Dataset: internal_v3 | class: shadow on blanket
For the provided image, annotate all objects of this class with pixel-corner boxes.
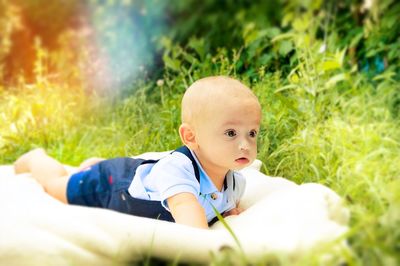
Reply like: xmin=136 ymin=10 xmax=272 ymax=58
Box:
xmin=0 ymin=154 xmax=349 ymax=265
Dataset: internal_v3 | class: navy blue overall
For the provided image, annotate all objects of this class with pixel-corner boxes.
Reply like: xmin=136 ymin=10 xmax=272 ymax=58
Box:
xmin=67 ymin=146 xmax=225 ymax=225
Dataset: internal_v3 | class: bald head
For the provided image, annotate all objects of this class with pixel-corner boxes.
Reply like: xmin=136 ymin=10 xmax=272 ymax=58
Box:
xmin=181 ymin=76 xmax=260 ymax=127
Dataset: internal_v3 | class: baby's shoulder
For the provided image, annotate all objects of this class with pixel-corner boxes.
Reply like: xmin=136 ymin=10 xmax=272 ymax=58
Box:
xmin=145 ymin=151 xmax=200 ymax=193
xmin=151 ymin=151 xmax=195 ymax=175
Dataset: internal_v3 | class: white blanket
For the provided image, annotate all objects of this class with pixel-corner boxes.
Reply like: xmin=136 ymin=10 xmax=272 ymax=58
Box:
xmin=0 ymin=153 xmax=349 ymax=264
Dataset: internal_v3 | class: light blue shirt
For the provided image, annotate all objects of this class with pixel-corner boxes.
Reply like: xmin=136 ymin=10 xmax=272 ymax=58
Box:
xmin=128 ymin=150 xmax=246 ymax=222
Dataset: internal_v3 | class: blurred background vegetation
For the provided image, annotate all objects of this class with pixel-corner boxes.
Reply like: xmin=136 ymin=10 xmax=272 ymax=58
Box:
xmin=0 ymin=0 xmax=399 ymax=265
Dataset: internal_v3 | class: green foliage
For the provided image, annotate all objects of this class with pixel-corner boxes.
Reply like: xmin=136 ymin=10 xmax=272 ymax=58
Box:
xmin=166 ymin=0 xmax=282 ymax=51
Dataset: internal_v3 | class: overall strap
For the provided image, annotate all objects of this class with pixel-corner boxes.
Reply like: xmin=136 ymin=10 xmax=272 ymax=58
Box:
xmin=173 ymin=146 xmax=200 ymax=183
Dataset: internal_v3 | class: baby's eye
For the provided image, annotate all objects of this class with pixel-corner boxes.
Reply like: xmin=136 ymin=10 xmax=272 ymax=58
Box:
xmin=249 ymin=130 xmax=258 ymax=138
xmin=224 ymin=129 xmax=237 ymax=137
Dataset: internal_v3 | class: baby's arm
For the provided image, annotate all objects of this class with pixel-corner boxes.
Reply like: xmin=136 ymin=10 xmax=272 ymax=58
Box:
xmin=167 ymin=193 xmax=208 ymax=229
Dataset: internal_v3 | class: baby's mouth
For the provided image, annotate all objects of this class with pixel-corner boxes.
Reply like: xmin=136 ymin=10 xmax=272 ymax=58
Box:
xmin=235 ymin=157 xmax=249 ymax=164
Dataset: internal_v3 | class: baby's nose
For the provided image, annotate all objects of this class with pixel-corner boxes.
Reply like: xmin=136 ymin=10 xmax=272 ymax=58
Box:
xmin=239 ymin=139 xmax=250 ymax=151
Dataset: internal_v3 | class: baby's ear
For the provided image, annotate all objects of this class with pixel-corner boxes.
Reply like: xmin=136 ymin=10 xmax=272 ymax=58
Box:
xmin=179 ymin=123 xmax=198 ymax=150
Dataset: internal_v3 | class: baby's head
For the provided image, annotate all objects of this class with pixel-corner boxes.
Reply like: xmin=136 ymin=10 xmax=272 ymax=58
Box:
xmin=179 ymin=76 xmax=261 ymax=175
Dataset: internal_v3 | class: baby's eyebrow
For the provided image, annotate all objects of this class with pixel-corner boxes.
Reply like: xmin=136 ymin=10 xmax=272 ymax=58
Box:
xmin=222 ymin=120 xmax=260 ymax=127
xmin=222 ymin=121 xmax=240 ymax=126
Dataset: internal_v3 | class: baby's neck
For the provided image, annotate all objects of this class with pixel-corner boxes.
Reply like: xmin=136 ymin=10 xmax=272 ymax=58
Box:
xmin=206 ymin=168 xmax=228 ymax=192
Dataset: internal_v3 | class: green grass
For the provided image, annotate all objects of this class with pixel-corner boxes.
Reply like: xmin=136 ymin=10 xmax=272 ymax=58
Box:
xmin=254 ymin=73 xmax=400 ymax=265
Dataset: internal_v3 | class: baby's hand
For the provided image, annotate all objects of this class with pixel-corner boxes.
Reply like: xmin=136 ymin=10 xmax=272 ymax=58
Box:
xmin=223 ymin=207 xmax=244 ymax=217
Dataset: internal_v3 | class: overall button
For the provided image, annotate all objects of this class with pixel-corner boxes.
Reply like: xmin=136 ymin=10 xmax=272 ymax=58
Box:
xmin=211 ymin=193 xmax=218 ymax=200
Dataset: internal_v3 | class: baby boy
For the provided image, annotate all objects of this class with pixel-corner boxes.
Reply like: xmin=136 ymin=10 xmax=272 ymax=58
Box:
xmin=14 ymin=76 xmax=262 ymax=229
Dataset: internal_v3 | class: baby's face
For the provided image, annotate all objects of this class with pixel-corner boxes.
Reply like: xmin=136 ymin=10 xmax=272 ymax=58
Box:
xmin=193 ymin=98 xmax=261 ymax=174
